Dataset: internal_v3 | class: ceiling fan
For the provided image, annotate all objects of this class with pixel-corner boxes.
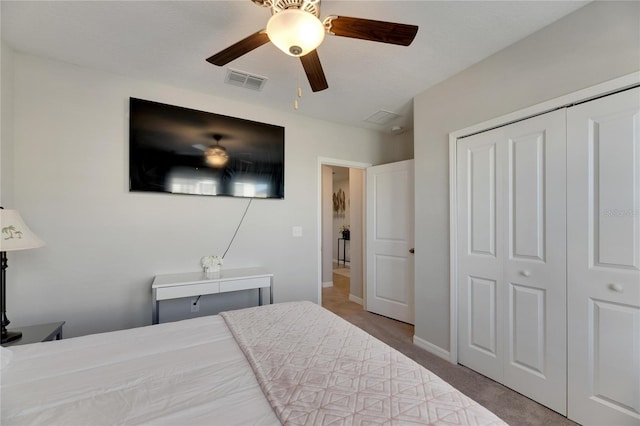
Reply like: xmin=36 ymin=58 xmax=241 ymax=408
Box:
xmin=206 ymin=0 xmax=419 ymax=93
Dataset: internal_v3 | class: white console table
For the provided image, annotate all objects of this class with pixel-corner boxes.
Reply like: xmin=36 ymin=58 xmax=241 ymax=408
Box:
xmin=152 ymin=266 xmax=273 ymax=324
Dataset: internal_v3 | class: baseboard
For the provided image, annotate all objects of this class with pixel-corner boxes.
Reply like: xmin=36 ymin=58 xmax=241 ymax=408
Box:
xmin=322 ymin=281 xmax=333 ymax=288
xmin=348 ymin=294 xmax=363 ymax=305
xmin=413 ymin=335 xmax=452 ymax=362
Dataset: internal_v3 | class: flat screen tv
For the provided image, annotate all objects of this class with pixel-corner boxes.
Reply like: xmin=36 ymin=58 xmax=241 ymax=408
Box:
xmin=129 ymin=98 xmax=285 ymax=199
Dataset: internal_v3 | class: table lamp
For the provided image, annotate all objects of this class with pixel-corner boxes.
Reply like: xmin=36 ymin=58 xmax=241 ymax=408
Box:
xmin=1 ymin=208 xmax=45 ymax=344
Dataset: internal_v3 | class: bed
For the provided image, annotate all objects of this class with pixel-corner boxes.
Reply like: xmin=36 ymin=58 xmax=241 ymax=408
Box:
xmin=1 ymin=301 xmax=507 ymax=425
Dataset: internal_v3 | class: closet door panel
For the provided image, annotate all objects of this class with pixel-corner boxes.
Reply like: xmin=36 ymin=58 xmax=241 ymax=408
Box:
xmin=567 ymin=87 xmax=640 ymax=426
xmin=469 ymin=276 xmax=498 ymax=355
xmin=469 ymin=144 xmax=497 ymax=257
xmin=509 ymin=132 xmax=545 ymax=261
xmin=589 ymin=300 xmax=640 ymax=411
xmin=457 ymin=128 xmax=504 ymax=381
xmin=503 ymin=110 xmax=567 ymax=414
xmin=592 ymin=107 xmax=640 ymax=268
xmin=508 ymin=283 xmax=545 ymax=373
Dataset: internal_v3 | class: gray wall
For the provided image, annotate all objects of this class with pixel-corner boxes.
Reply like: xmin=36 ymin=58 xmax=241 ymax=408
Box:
xmin=1 ymin=41 xmax=15 ymax=207
xmin=3 ymin=51 xmax=403 ymax=338
xmin=413 ymin=1 xmax=640 ymax=352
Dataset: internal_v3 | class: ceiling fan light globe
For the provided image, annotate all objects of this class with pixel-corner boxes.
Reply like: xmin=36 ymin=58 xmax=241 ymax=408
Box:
xmin=266 ymin=9 xmax=325 ymax=57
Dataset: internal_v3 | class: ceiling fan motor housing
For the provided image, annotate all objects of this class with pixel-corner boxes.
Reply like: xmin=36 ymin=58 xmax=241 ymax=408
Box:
xmin=258 ymin=0 xmax=320 ymax=17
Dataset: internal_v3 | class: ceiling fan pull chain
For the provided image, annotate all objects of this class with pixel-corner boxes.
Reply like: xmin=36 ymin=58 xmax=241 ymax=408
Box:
xmin=294 ymin=60 xmax=302 ymax=110
xmin=294 ymin=86 xmax=301 ymax=109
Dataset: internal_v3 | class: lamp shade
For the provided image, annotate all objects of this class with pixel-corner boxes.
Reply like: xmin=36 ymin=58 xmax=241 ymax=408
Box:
xmin=266 ymin=9 xmax=325 ymax=57
xmin=0 ymin=209 xmax=45 ymax=252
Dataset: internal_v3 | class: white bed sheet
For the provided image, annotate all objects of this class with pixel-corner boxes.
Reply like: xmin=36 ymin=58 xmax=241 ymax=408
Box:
xmin=1 ymin=315 xmax=280 ymax=426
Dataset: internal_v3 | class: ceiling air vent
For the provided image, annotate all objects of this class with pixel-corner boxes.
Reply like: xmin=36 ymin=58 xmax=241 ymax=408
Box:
xmin=225 ymin=69 xmax=267 ymax=91
xmin=364 ymin=109 xmax=401 ymax=125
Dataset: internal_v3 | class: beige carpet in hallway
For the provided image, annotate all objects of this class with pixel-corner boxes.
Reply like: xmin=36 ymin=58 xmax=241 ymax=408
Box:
xmin=322 ymin=273 xmax=577 ymax=426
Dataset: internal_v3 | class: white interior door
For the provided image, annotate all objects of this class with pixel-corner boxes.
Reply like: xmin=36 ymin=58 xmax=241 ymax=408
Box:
xmin=567 ymin=87 xmax=640 ymax=426
xmin=457 ymin=109 xmax=567 ymax=414
xmin=366 ymin=160 xmax=414 ymax=324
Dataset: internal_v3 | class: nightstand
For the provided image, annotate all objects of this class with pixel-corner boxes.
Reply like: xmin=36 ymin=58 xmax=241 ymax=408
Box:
xmin=2 ymin=321 xmax=65 ymax=347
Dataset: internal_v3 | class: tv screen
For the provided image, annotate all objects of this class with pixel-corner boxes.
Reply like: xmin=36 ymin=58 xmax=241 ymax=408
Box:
xmin=129 ymin=98 xmax=285 ymax=199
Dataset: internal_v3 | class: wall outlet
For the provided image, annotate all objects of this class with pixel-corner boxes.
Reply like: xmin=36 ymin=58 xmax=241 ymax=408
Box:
xmin=191 ymin=298 xmax=200 ymax=313
xmin=292 ymin=226 xmax=303 ymax=237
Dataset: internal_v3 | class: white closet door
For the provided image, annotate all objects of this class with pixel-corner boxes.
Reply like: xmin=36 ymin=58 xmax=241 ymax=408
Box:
xmin=457 ymin=109 xmax=567 ymax=414
xmin=501 ymin=110 xmax=567 ymax=414
xmin=567 ymin=87 xmax=640 ymax=426
xmin=457 ymin=127 xmax=505 ymax=381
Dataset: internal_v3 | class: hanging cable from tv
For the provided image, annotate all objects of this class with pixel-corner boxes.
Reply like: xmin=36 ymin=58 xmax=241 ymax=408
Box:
xmin=222 ymin=198 xmax=253 ymax=259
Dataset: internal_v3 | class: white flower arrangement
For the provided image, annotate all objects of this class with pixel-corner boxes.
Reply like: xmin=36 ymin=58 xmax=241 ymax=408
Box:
xmin=201 ymin=255 xmax=223 ymax=273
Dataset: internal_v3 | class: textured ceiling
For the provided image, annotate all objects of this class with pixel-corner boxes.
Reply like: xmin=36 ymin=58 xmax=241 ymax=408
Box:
xmin=1 ymin=1 xmax=588 ymax=133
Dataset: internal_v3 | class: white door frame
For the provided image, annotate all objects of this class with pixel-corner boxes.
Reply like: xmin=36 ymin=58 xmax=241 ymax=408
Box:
xmin=447 ymin=72 xmax=640 ymax=364
xmin=317 ymin=157 xmax=372 ymax=305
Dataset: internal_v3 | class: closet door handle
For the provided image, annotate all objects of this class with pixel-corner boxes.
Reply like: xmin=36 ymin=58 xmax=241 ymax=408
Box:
xmin=608 ymin=283 xmax=624 ymax=293
xmin=520 ymin=270 xmax=532 ymax=277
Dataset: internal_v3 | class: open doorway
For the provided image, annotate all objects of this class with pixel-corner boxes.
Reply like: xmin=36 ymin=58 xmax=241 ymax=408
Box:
xmin=326 ymin=166 xmax=352 ymax=307
xmin=317 ymin=157 xmax=370 ymax=311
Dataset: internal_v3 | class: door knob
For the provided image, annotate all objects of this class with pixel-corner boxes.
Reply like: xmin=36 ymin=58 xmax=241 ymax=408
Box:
xmin=520 ymin=270 xmax=531 ymax=277
xmin=409 ymin=248 xmax=415 ymax=254
xmin=607 ymin=283 xmax=624 ymax=293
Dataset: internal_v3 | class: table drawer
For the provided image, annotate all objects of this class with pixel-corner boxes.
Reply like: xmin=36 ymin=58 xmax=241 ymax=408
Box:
xmin=219 ymin=276 xmax=270 ymax=293
xmin=156 ymin=282 xmax=220 ymax=300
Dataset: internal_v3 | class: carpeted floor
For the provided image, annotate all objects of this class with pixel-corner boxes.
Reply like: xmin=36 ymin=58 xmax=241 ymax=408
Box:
xmin=322 ymin=273 xmax=578 ymax=426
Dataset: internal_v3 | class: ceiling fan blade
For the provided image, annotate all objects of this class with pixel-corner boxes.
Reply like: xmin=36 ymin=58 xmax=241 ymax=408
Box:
xmin=327 ymin=16 xmax=418 ymax=46
xmin=300 ymin=50 xmax=328 ymax=92
xmin=206 ymin=31 xmax=270 ymax=66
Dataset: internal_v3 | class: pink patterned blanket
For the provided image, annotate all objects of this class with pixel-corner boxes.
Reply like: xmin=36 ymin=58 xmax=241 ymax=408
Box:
xmin=221 ymin=301 xmax=508 ymax=426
